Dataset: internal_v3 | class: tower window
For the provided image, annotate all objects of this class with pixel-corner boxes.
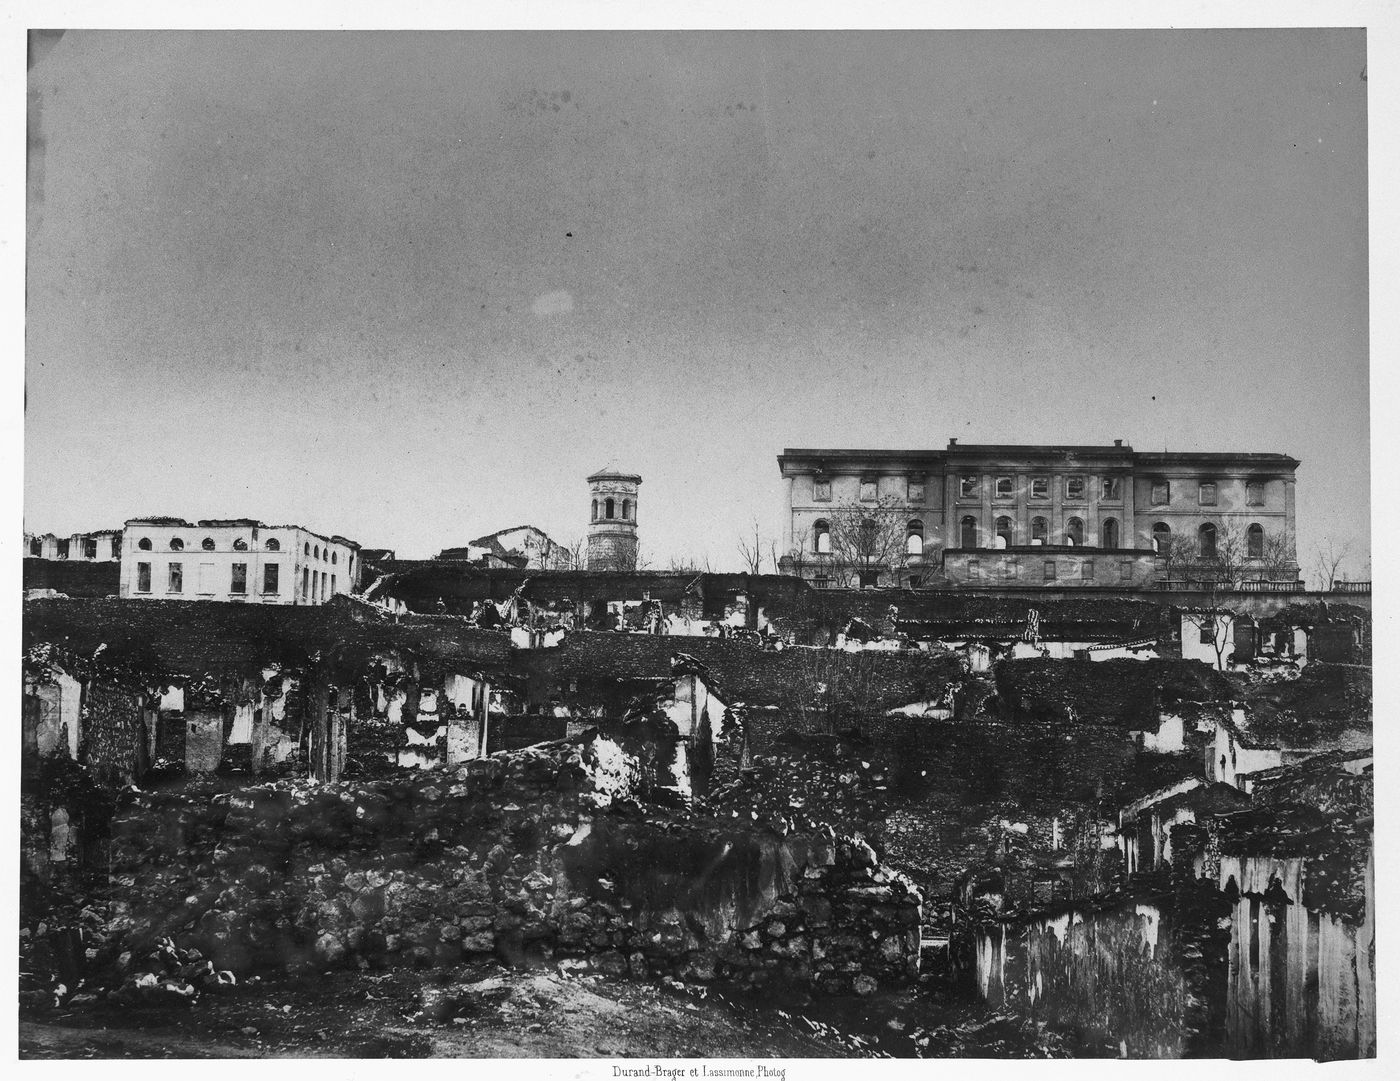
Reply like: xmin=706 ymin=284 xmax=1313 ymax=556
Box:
xmin=622 ymin=499 xmax=631 ymax=520
xmin=591 ymin=499 xmax=598 ymax=521
xmin=605 ymin=497 xmax=615 ymax=519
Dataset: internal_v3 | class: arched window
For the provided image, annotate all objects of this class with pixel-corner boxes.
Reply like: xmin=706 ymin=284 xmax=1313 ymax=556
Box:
xmin=1102 ymin=518 xmax=1120 ymax=549
xmin=906 ymin=519 xmax=925 ymax=557
xmin=138 ymin=537 xmax=152 ymax=551
xmin=813 ymin=519 xmax=831 ymax=555
xmin=266 ymin=538 xmax=280 ymax=552
xmin=1199 ymin=522 xmax=1218 ymax=561
xmin=313 ymin=545 xmax=320 ymax=559
xmin=28 ymin=538 xmax=40 ymax=556
xmin=622 ymin=499 xmax=631 ymax=521
xmin=233 ymin=538 xmax=247 ymax=552
xmin=961 ymin=515 xmax=978 ymax=549
xmin=169 ymin=537 xmax=185 ymax=552
xmin=1247 ymin=523 xmax=1264 ymax=558
xmin=602 ymin=498 xmax=613 ymax=519
xmin=591 ymin=499 xmax=598 ymax=521
xmin=202 ymin=537 xmax=216 ymax=551
xmin=304 ymin=542 xmax=310 ymax=556
xmin=995 ymin=516 xmax=1013 ymax=549
xmin=1066 ymin=518 xmax=1084 ymax=546
xmin=1152 ymin=522 xmax=1171 ymax=554
xmin=1030 ymin=517 xmax=1048 ymax=545
xmin=331 ymin=552 xmax=337 ymax=564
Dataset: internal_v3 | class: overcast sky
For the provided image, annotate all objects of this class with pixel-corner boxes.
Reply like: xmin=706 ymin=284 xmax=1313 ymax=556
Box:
xmin=25 ymin=29 xmax=1369 ymax=574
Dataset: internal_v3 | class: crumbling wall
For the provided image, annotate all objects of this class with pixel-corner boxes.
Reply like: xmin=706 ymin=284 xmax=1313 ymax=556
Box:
xmin=104 ymin=736 xmax=921 ymax=998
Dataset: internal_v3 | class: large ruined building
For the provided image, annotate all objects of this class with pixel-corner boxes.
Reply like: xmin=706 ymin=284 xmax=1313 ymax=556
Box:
xmin=778 ymin=441 xmax=1301 ymax=589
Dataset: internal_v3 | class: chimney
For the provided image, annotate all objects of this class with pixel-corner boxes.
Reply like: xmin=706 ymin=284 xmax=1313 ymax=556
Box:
xmin=1114 ymin=439 xmax=1123 ymax=447
xmin=949 ymin=438 xmax=958 ymax=446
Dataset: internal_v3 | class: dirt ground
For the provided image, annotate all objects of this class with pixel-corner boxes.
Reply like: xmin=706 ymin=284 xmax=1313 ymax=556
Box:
xmin=18 ymin=962 xmax=868 ymax=1060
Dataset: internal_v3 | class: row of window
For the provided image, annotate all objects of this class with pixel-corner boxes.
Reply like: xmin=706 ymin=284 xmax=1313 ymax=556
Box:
xmin=28 ymin=537 xmax=123 ymax=559
xmin=133 ymin=536 xmax=350 ymax=569
xmin=1153 ymin=521 xmax=1268 ymax=560
xmin=134 ymin=561 xmax=339 ymax=600
xmin=591 ymin=498 xmax=635 ymax=523
xmin=810 ymin=476 xmax=1268 ymax=507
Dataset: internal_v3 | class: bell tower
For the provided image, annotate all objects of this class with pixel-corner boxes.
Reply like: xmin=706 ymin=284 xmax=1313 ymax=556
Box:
xmin=586 ymin=468 xmax=641 ymax=571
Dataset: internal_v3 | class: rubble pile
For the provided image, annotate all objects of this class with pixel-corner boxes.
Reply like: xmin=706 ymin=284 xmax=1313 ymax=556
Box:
xmin=100 ymin=734 xmax=921 ymax=998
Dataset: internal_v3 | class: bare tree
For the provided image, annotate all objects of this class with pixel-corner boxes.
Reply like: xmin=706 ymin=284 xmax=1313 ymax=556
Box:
xmin=546 ymin=535 xmax=585 ymax=571
xmin=736 ymin=518 xmax=766 ymax=575
xmin=1310 ymin=537 xmax=1353 ymax=591
xmin=667 ymin=553 xmax=713 ymax=573
xmin=1258 ymin=528 xmax=1297 ymax=582
xmin=828 ymin=497 xmax=912 ymax=587
xmin=1180 ymin=606 xmax=1236 ymax=670
xmin=779 ymin=525 xmax=811 ymax=579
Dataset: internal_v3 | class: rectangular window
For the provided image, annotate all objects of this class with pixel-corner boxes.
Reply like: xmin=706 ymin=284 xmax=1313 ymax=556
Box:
xmin=959 ymin=476 xmax=979 ymax=499
xmin=1030 ymin=476 xmax=1049 ymax=500
xmin=859 ymin=479 xmax=878 ymax=502
xmin=1246 ymin=480 xmax=1265 ymax=506
xmin=231 ymin=563 xmax=247 ymax=594
xmin=1198 ymin=482 xmax=1217 ymax=506
xmin=331 ymin=574 xmax=337 ymax=595
xmin=111 ymin=536 xmax=122 ymax=559
xmin=1065 ymin=476 xmax=1085 ymax=500
xmin=56 ymin=539 xmax=70 ymax=559
xmin=263 ymin=563 xmax=280 ymax=594
xmin=168 ymin=562 xmax=183 ymax=594
xmin=1200 ymin=617 xmax=1215 ymax=645
xmin=907 ymin=481 xmax=925 ymax=503
xmin=302 ymin=567 xmax=310 ymax=601
xmin=813 ymin=477 xmax=831 ymax=502
xmin=1151 ymin=480 xmax=1170 ymax=505
xmin=136 ymin=562 xmax=151 ymax=593
xmin=1120 ymin=561 xmax=1133 ymax=582
xmin=1101 ymin=477 xmax=1122 ymax=500
xmin=1082 ymin=560 xmax=1095 ymax=580
xmin=994 ymin=476 xmax=1013 ymax=499
xmin=1043 ymin=560 xmax=1057 ymax=581
xmin=83 ymin=538 xmax=98 ymax=559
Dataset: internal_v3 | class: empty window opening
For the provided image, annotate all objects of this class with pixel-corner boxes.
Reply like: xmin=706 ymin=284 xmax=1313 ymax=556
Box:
xmin=1102 ymin=476 xmax=1122 ymax=500
xmin=231 ymin=563 xmax=248 ymax=594
xmin=995 ymin=476 xmax=1013 ymax=499
xmin=56 ymin=539 xmax=70 ymax=559
xmin=266 ymin=538 xmax=280 ymax=552
xmin=813 ymin=520 xmax=831 ymax=554
xmin=263 ymin=563 xmax=280 ymax=594
xmin=1199 ymin=523 xmax=1218 ymax=560
xmin=202 ymin=537 xmax=216 ymax=551
xmin=605 ymin=498 xmax=615 ymax=519
xmin=1152 ymin=522 xmax=1171 ymax=554
xmin=1102 ymin=518 xmax=1120 ymax=549
xmin=169 ymin=537 xmax=184 ymax=552
xmin=29 ymin=538 xmax=41 ymax=556
xmin=331 ymin=552 xmax=337 ymax=564
xmin=111 ymin=537 xmax=121 ymax=558
xmin=995 ymin=516 xmax=1013 ymax=549
xmin=1065 ymin=517 xmax=1085 ymax=546
xmin=1065 ymin=476 xmax=1085 ymax=500
xmin=302 ymin=567 xmax=309 ymax=600
xmin=137 ymin=562 xmax=152 ymax=592
xmin=906 ymin=519 xmax=925 ymax=557
xmin=313 ymin=545 xmax=320 ymax=559
xmin=1200 ymin=616 xmax=1216 ymax=644
xmin=168 ymin=563 xmax=183 ymax=593
xmin=622 ymin=499 xmax=631 ymax=520
xmin=1247 ymin=523 xmax=1264 ymax=559
xmin=959 ymin=476 xmax=978 ymax=499
xmin=82 ymin=538 xmax=97 ymax=558
xmin=1031 ymin=516 xmax=1048 ymax=546
xmin=138 ymin=537 xmax=153 ymax=551
xmin=1030 ymin=476 xmax=1049 ymax=500
xmin=591 ymin=499 xmax=598 ymax=521
xmin=960 ymin=515 xmax=978 ymax=549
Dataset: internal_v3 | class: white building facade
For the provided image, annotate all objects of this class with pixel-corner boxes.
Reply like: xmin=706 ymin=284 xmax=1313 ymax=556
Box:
xmin=119 ymin=517 xmax=360 ymax=605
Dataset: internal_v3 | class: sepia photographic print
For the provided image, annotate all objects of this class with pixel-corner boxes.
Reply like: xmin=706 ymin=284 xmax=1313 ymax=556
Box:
xmin=16 ymin=7 xmax=1385 ymax=1066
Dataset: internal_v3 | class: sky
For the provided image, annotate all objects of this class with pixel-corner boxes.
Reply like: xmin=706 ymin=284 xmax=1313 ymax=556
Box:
xmin=24 ymin=28 xmax=1370 ymax=576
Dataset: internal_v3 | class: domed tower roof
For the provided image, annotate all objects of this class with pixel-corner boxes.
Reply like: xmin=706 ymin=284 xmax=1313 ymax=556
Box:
xmin=587 ymin=464 xmax=643 ymax=484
